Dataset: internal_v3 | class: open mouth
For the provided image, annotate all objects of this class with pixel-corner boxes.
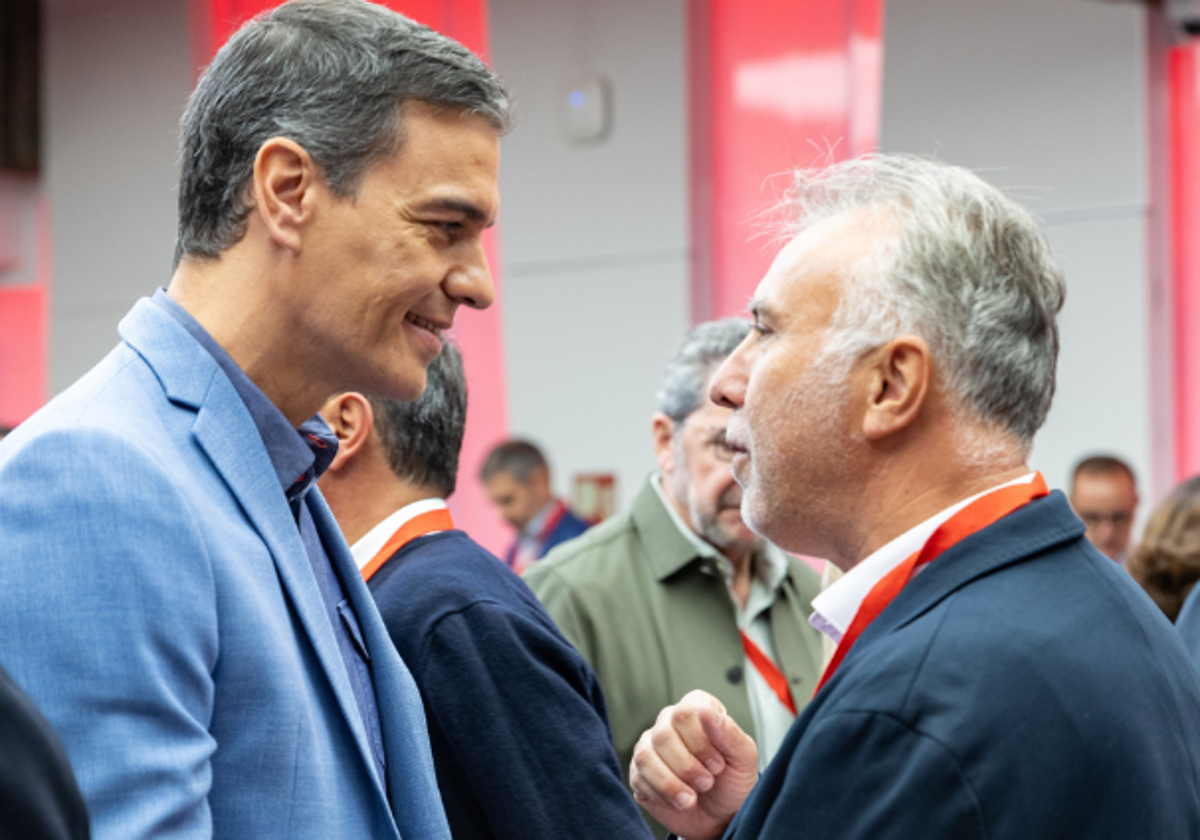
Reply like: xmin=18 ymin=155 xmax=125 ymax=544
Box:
xmin=405 ymin=312 xmax=446 ymax=335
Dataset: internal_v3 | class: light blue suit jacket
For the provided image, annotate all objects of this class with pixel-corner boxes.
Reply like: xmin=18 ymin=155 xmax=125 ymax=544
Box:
xmin=0 ymin=299 xmax=451 ymax=839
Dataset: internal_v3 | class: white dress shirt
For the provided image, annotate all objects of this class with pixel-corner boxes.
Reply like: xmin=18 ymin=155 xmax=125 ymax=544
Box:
xmin=350 ymin=497 xmax=449 ymax=572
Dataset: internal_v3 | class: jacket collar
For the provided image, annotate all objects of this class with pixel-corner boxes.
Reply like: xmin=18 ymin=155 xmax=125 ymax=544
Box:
xmin=856 ymin=490 xmax=1086 ymax=649
xmin=631 ymin=477 xmax=712 ymax=581
xmin=118 ymin=299 xmax=394 ymax=810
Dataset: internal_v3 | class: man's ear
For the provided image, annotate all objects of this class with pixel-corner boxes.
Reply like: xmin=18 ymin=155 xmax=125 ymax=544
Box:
xmin=651 ymin=413 xmax=678 ymax=475
xmin=861 ymin=335 xmax=931 ymax=441
xmin=252 ymin=137 xmax=318 ymax=254
xmin=319 ymin=393 xmax=375 ymax=473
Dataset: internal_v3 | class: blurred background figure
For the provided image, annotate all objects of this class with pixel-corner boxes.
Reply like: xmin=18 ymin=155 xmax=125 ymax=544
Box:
xmin=1127 ymin=476 xmax=1200 ymax=621
xmin=0 ymin=427 xmax=10 ymax=442
xmin=318 ymin=344 xmax=650 ymax=840
xmin=525 ymin=318 xmax=823 ymax=839
xmin=1070 ymin=455 xmax=1139 ymax=563
xmin=481 ymin=440 xmax=589 ymax=574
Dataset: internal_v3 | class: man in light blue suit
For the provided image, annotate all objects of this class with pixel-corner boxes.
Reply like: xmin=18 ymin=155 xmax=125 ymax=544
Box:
xmin=0 ymin=2 xmax=508 ymax=837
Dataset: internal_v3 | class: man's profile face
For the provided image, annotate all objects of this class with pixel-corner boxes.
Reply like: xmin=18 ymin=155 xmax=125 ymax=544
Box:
xmin=666 ymin=396 xmax=761 ymax=555
xmin=484 ymin=470 xmax=549 ymax=532
xmin=1071 ymin=470 xmax=1138 ymax=561
xmin=712 ymin=212 xmax=877 ymax=557
xmin=291 ymin=102 xmax=501 ymax=402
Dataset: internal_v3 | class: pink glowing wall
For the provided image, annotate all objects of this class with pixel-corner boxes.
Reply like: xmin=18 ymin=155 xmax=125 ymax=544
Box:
xmin=689 ymin=0 xmax=885 ymax=322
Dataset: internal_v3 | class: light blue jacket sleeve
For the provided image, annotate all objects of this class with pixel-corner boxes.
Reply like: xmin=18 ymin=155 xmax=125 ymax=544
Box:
xmin=0 ymin=426 xmax=219 ymax=839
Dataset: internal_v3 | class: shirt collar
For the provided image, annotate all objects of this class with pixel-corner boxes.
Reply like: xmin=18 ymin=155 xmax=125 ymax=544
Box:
xmin=151 ymin=288 xmax=337 ymax=502
xmin=520 ymin=498 xmax=562 ymax=541
xmin=650 ymin=472 xmax=790 ymax=617
xmin=809 ymin=472 xmax=1038 ymax=642
xmin=350 ymin=498 xmax=449 ymax=571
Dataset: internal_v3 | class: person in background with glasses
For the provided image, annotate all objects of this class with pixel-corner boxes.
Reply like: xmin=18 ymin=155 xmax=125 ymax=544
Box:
xmin=1070 ymin=454 xmax=1139 ymax=563
xmin=524 ymin=318 xmax=824 ymax=839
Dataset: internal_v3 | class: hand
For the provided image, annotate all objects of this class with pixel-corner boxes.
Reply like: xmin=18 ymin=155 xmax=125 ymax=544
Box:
xmin=629 ymin=690 xmax=759 ymax=840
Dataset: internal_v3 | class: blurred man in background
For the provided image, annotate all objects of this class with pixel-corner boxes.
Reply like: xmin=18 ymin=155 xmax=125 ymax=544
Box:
xmin=1070 ymin=455 xmax=1139 ymax=563
xmin=525 ymin=318 xmax=823 ymax=839
xmin=481 ymin=440 xmax=590 ymax=573
xmin=318 ymin=344 xmax=650 ymax=840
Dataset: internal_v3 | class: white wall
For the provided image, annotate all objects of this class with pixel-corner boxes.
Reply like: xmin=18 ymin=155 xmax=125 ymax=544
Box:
xmin=490 ymin=0 xmax=689 ymax=510
xmin=44 ymin=0 xmax=192 ymax=394
xmin=880 ymin=0 xmax=1157 ymax=504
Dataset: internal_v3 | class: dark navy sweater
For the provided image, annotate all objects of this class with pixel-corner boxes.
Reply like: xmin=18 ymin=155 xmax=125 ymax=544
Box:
xmin=368 ymin=529 xmax=652 ymax=840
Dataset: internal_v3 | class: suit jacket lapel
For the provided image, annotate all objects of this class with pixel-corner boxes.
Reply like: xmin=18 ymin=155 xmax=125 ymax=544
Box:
xmin=307 ymin=493 xmax=450 ymax=838
xmin=119 ymin=300 xmax=386 ymax=806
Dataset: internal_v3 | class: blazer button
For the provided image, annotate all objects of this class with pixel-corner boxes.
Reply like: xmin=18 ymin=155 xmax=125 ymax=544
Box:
xmin=726 ymin=665 xmax=744 ymax=685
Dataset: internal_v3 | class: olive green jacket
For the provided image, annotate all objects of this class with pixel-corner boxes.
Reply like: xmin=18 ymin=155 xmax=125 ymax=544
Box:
xmin=525 ymin=478 xmax=823 ymax=836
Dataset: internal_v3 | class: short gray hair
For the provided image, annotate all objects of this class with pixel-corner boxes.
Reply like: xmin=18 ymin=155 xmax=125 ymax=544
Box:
xmin=778 ymin=154 xmax=1065 ymax=450
xmin=657 ymin=318 xmax=752 ymax=423
xmin=369 ymin=341 xmax=466 ymax=498
xmin=176 ymin=0 xmax=511 ymax=263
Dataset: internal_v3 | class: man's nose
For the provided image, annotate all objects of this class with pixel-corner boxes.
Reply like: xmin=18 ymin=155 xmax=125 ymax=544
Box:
xmin=710 ymin=348 xmax=748 ymax=409
xmin=448 ymin=241 xmax=496 ymax=311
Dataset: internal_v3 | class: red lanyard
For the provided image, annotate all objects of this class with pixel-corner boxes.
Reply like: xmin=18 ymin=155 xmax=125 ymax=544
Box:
xmin=740 ymin=630 xmax=797 ymax=715
xmin=511 ymin=501 xmax=568 ymax=575
xmin=360 ymin=508 xmax=455 ymax=583
xmin=534 ymin=500 xmax=568 ymax=547
xmin=815 ymin=474 xmax=1049 ymax=695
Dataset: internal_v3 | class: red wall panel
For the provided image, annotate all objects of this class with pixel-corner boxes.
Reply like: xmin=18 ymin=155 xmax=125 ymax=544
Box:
xmin=690 ymin=0 xmax=885 ymax=321
xmin=1170 ymin=42 xmax=1200 ymax=481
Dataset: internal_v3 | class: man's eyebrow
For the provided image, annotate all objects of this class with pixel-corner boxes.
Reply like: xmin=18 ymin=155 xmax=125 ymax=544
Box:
xmin=748 ymin=298 xmax=776 ymax=321
xmin=412 ymin=197 xmax=495 ymax=227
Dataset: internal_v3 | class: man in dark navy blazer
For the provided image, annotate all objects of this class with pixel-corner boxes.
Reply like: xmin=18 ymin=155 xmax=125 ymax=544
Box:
xmin=628 ymin=155 xmax=1200 ymax=839
xmin=480 ymin=440 xmax=591 ymax=573
xmin=318 ymin=344 xmax=650 ymax=840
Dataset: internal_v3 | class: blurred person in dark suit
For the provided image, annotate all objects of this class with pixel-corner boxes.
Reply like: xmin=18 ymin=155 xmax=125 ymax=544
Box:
xmin=481 ymin=440 xmax=589 ymax=573
xmin=318 ymin=343 xmax=651 ymax=840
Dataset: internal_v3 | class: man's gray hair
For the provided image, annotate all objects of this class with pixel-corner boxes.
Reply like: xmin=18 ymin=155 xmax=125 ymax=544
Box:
xmin=369 ymin=341 xmax=467 ymax=498
xmin=778 ymin=154 xmax=1066 ymax=451
xmin=176 ymin=0 xmax=511 ymax=263
xmin=657 ymin=318 xmax=752 ymax=423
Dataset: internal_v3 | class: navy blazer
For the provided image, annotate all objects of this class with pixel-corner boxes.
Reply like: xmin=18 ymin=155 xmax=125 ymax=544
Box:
xmin=725 ymin=492 xmax=1200 ymax=839
xmin=369 ymin=529 xmax=651 ymax=839
xmin=0 ymin=300 xmax=449 ymax=839
xmin=541 ymin=509 xmax=590 ymax=557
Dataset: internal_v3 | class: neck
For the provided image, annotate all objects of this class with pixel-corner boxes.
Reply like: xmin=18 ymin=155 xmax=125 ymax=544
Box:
xmin=323 ymin=465 xmax=443 ymax=547
xmin=837 ymin=460 xmax=1030 ymax=571
xmin=722 ymin=545 xmax=755 ymax=610
xmin=168 ymin=255 xmax=328 ymax=428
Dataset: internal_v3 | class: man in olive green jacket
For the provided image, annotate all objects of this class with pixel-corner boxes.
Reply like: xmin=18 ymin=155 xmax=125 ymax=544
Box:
xmin=525 ymin=319 xmax=823 ymax=838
